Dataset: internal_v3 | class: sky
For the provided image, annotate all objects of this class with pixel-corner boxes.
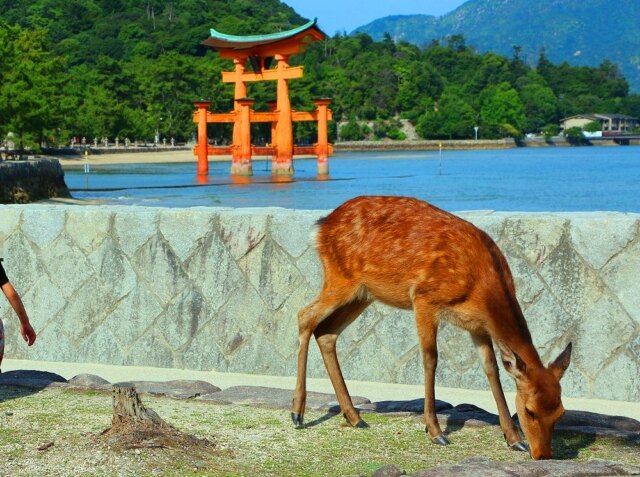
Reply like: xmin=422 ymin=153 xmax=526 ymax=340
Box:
xmin=283 ymin=0 xmax=468 ymax=36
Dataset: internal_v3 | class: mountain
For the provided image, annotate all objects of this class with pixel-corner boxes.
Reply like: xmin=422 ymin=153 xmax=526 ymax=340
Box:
xmin=353 ymin=0 xmax=640 ymax=92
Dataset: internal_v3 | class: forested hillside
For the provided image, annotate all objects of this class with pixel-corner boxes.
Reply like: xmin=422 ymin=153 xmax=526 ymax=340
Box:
xmin=354 ymin=0 xmax=640 ymax=92
xmin=1 ymin=0 xmax=639 ymax=148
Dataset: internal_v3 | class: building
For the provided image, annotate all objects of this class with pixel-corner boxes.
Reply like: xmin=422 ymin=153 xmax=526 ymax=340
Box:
xmin=560 ymin=114 xmax=639 ymax=135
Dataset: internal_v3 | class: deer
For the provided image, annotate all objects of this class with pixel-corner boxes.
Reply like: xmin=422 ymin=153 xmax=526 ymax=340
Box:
xmin=291 ymin=196 xmax=572 ymax=460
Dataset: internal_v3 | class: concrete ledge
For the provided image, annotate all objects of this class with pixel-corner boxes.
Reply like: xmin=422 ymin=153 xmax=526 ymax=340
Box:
xmin=1 ymin=205 xmax=639 ymax=402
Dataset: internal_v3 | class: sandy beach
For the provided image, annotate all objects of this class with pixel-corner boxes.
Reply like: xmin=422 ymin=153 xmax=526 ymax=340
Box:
xmin=55 ymin=148 xmax=229 ymax=167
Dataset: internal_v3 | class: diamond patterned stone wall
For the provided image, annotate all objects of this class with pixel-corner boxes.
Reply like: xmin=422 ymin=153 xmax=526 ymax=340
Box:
xmin=0 ymin=205 xmax=638 ymax=402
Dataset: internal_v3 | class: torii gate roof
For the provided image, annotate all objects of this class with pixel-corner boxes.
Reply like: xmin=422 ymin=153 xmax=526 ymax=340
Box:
xmin=202 ymin=18 xmax=325 ymax=58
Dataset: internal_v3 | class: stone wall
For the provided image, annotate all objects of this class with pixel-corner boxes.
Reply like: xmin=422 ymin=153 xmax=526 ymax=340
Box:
xmin=0 ymin=205 xmax=638 ymax=402
xmin=0 ymin=160 xmax=70 ymax=203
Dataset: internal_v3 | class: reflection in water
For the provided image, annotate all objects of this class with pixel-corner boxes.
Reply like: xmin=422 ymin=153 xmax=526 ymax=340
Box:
xmin=230 ymin=175 xmax=254 ymax=185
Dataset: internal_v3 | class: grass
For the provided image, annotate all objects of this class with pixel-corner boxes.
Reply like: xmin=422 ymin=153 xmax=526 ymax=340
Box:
xmin=0 ymin=386 xmax=638 ymax=477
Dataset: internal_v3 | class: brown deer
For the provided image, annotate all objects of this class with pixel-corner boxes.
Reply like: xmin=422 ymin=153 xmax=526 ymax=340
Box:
xmin=292 ymin=196 xmax=572 ymax=460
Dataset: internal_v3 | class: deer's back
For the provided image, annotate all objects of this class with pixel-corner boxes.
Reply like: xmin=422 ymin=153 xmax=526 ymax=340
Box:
xmin=316 ymin=196 xmax=516 ymax=317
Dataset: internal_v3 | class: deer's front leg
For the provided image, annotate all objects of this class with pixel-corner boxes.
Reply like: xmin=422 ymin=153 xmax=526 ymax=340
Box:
xmin=414 ymin=299 xmax=449 ymax=445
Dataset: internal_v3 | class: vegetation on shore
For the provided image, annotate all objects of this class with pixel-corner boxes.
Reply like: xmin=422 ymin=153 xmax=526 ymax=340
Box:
xmin=1 ymin=0 xmax=639 ymax=150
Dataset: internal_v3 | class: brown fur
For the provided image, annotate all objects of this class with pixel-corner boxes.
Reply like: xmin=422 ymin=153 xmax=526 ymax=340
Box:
xmin=292 ymin=196 xmax=571 ymax=459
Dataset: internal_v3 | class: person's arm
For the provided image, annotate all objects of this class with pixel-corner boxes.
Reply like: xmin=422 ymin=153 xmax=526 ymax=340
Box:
xmin=1 ymin=281 xmax=36 ymax=346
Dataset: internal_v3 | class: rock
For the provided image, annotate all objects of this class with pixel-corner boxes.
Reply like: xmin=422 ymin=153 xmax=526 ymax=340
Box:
xmin=410 ymin=403 xmax=500 ymax=429
xmin=199 ymin=385 xmax=370 ymax=411
xmin=358 ymin=398 xmax=452 ymax=415
xmin=0 ymin=370 xmax=67 ymax=389
xmin=67 ymin=373 xmax=111 ymax=390
xmin=409 ymin=458 xmax=640 ymax=476
xmin=558 ymin=410 xmax=640 ymax=433
xmin=371 ymin=464 xmax=406 ymax=477
xmin=113 ymin=380 xmax=221 ymax=399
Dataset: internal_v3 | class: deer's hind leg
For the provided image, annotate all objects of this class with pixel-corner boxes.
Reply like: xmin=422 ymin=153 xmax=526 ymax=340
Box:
xmin=292 ymin=282 xmax=363 ymax=427
xmin=413 ymin=297 xmax=449 ymax=445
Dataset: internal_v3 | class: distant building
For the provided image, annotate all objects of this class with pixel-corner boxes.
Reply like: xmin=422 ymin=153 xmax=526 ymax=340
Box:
xmin=560 ymin=114 xmax=639 ymax=135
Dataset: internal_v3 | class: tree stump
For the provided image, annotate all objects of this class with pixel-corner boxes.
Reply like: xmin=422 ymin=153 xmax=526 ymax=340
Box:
xmin=111 ymin=386 xmax=167 ymax=428
xmin=101 ymin=385 xmax=214 ymax=452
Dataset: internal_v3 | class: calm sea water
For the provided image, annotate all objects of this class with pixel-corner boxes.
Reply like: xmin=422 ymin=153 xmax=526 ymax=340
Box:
xmin=64 ymin=146 xmax=640 ymax=212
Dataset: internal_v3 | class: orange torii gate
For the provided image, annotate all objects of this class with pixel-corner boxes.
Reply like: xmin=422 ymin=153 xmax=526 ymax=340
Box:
xmin=194 ymin=19 xmax=333 ymax=176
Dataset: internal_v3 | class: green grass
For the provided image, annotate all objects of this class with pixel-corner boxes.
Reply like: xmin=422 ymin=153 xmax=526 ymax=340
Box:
xmin=0 ymin=387 xmax=638 ymax=477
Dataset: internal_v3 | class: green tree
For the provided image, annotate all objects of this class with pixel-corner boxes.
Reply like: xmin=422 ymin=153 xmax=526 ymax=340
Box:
xmin=416 ymin=89 xmax=476 ymax=139
xmin=519 ymin=81 xmax=558 ymax=133
xmin=479 ymin=82 xmax=526 ymax=137
xmin=0 ymin=21 xmax=68 ymax=148
xmin=583 ymin=121 xmax=602 ymax=133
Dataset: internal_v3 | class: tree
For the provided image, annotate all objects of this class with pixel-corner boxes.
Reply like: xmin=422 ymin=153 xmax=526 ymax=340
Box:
xmin=416 ymin=89 xmax=476 ymax=139
xmin=519 ymin=81 xmax=559 ymax=133
xmin=0 ymin=21 xmax=69 ymax=148
xmin=564 ymin=126 xmax=587 ymax=145
xmin=479 ymin=82 xmax=526 ymax=137
xmin=583 ymin=121 xmax=602 ymax=133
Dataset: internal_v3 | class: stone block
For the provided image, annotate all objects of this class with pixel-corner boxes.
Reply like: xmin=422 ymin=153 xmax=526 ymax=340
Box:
xmin=21 ymin=206 xmax=66 ymax=248
xmin=158 ymin=209 xmax=214 ymax=263
xmin=40 ymin=233 xmax=93 ymax=299
xmin=592 ymin=352 xmax=640 ymax=401
xmin=570 ymin=215 xmax=637 ymax=270
xmin=184 ymin=230 xmax=244 ymax=315
xmin=103 ymin=284 xmax=163 ymax=351
xmin=154 ymin=287 xmax=209 ymax=351
xmin=218 ymin=210 xmax=268 ymax=261
xmin=269 ymin=210 xmax=323 ymax=258
xmin=87 ymin=236 xmax=137 ymax=301
xmin=238 ymin=237 xmax=304 ymax=311
xmin=601 ymin=238 xmax=640 ymax=324
xmin=65 ymin=208 xmax=112 ymax=254
xmin=113 ymin=208 xmax=159 ymax=258
xmin=0 ymin=206 xmax=21 ymax=244
xmin=132 ymin=231 xmax=190 ymax=305
xmin=573 ymin=294 xmax=636 ymax=378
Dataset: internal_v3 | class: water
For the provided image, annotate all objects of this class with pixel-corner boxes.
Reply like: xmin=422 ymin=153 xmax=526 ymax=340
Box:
xmin=64 ymin=147 xmax=640 ymax=212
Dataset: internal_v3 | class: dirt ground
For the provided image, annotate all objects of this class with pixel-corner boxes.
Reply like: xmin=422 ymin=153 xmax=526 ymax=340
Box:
xmin=1 ymin=386 xmax=639 ymax=477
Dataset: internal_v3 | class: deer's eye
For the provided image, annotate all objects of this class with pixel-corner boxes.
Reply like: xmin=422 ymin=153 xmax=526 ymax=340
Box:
xmin=525 ymin=408 xmax=536 ymax=419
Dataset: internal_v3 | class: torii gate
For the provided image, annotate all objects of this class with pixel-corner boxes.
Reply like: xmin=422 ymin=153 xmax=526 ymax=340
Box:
xmin=194 ymin=19 xmax=333 ymax=177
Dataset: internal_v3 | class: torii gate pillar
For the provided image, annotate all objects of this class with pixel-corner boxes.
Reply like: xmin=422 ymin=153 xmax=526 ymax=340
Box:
xmin=232 ymin=98 xmax=254 ymax=175
xmin=314 ymin=99 xmax=331 ymax=175
xmin=273 ymin=54 xmax=294 ymax=176
xmin=194 ymin=100 xmax=212 ymax=175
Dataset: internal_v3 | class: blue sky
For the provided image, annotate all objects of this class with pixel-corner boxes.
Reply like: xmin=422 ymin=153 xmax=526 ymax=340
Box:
xmin=284 ymin=0 xmax=467 ymax=36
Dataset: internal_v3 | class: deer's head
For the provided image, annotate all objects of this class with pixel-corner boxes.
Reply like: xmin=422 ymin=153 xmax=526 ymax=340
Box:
xmin=500 ymin=342 xmax=572 ymax=460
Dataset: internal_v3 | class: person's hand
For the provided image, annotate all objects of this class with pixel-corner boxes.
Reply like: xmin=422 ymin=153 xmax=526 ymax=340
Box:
xmin=20 ymin=321 xmax=36 ymax=346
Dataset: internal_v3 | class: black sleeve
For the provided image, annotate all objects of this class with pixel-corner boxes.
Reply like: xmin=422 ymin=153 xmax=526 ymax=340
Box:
xmin=0 ymin=261 xmax=8 ymax=287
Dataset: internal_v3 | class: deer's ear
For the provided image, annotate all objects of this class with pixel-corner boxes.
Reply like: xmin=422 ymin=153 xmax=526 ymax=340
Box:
xmin=498 ymin=341 xmax=527 ymax=380
xmin=548 ymin=342 xmax=572 ymax=380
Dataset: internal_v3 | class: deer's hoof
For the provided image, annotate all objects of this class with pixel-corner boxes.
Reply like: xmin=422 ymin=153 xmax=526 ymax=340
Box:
xmin=291 ymin=412 xmax=304 ymax=428
xmin=431 ymin=434 xmax=451 ymax=446
xmin=510 ymin=441 xmax=529 ymax=452
xmin=354 ymin=420 xmax=370 ymax=429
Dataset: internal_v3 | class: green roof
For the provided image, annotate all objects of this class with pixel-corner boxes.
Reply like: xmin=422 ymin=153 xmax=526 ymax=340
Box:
xmin=203 ymin=19 xmax=323 ymax=50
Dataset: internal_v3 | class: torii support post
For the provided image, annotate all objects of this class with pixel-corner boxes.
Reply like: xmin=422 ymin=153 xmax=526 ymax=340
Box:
xmin=193 ymin=101 xmax=213 ymax=175
xmin=231 ymin=58 xmax=248 ymax=163
xmin=314 ymin=99 xmax=332 ymax=176
xmin=231 ymin=98 xmax=254 ymax=176
xmin=272 ymin=54 xmax=294 ymax=176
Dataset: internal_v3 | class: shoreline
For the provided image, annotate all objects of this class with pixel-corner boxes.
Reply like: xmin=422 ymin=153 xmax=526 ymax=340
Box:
xmin=45 ymin=137 xmax=640 ymax=168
